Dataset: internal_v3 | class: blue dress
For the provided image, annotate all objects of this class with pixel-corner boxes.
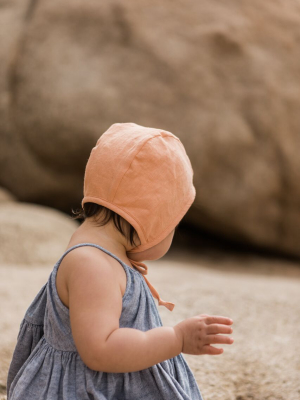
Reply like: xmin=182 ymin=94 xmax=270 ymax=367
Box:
xmin=7 ymin=243 xmax=203 ymax=400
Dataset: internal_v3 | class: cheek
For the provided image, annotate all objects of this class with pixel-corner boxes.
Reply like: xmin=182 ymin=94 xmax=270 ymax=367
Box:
xmin=156 ymin=231 xmax=174 ymax=254
xmin=142 ymin=247 xmax=157 ymax=259
xmin=152 ymin=238 xmax=172 ymax=259
xmin=128 ymin=230 xmax=175 ymax=261
xmin=163 ymin=237 xmax=173 ymax=253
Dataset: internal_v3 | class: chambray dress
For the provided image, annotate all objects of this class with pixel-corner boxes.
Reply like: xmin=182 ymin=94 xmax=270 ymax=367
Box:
xmin=7 ymin=243 xmax=203 ymax=400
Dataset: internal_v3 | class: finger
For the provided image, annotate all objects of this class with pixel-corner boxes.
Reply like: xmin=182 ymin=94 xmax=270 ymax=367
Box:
xmin=205 ymin=316 xmax=233 ymax=325
xmin=205 ymin=334 xmax=234 ymax=345
xmin=202 ymin=345 xmax=224 ymax=355
xmin=206 ymin=324 xmax=233 ymax=335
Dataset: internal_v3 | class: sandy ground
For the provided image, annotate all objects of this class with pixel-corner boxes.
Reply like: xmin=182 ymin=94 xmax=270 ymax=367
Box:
xmin=1 ymin=245 xmax=300 ymax=400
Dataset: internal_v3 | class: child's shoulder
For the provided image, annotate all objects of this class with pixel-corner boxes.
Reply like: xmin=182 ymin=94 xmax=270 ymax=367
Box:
xmin=56 ymin=243 xmax=127 ymax=309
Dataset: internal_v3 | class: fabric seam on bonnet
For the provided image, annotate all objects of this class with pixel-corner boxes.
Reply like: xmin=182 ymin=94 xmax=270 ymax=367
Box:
xmin=111 ymin=132 xmax=188 ymax=238
xmin=110 ymin=134 xmax=162 ymax=239
xmin=110 ymin=134 xmax=186 ymax=241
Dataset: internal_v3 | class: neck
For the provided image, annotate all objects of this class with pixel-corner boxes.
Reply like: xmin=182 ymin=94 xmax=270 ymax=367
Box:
xmin=68 ymin=218 xmax=136 ymax=263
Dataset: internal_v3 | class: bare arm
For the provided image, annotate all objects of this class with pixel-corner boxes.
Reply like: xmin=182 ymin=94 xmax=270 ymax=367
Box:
xmin=64 ymin=248 xmax=183 ymax=373
xmin=98 ymin=325 xmax=182 ymax=373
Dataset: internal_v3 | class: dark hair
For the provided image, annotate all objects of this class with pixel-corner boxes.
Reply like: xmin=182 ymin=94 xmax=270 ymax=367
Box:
xmin=71 ymin=202 xmax=140 ymax=248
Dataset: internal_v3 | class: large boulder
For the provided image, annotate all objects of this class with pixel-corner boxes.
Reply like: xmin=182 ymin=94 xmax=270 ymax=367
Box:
xmin=0 ymin=187 xmax=16 ymax=203
xmin=0 ymin=202 xmax=79 ymax=265
xmin=0 ymin=0 xmax=30 ymax=153
xmin=1 ymin=0 xmax=300 ymax=256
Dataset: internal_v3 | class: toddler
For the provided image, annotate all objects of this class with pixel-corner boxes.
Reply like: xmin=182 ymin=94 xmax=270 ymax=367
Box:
xmin=7 ymin=122 xmax=234 ymax=399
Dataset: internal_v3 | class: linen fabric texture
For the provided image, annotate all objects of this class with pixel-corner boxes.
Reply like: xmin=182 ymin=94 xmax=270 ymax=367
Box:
xmin=81 ymin=122 xmax=196 ymax=310
xmin=7 ymin=243 xmax=203 ymax=400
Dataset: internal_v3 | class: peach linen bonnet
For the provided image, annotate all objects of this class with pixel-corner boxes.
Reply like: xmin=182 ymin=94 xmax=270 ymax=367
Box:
xmin=81 ymin=122 xmax=196 ymax=311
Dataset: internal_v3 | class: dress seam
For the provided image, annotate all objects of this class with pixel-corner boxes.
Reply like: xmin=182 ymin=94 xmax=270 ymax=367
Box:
xmin=42 ymin=336 xmax=78 ymax=354
xmin=23 ymin=318 xmax=43 ymax=327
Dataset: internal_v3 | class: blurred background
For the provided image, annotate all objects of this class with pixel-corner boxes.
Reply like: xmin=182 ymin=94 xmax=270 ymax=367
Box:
xmin=1 ymin=1 xmax=300 ymax=399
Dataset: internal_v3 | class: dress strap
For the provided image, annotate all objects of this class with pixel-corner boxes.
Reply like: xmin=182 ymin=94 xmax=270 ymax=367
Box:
xmin=58 ymin=243 xmax=175 ymax=312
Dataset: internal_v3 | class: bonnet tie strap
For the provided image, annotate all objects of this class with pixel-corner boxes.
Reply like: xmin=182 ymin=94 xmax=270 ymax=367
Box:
xmin=127 ymin=258 xmax=175 ymax=311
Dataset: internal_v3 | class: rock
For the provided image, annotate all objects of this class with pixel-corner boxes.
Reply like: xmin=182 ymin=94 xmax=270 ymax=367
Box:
xmin=1 ymin=0 xmax=300 ymax=256
xmin=0 ymin=202 xmax=79 ymax=265
xmin=0 ymin=187 xmax=16 ymax=203
xmin=0 ymin=0 xmax=31 ymax=177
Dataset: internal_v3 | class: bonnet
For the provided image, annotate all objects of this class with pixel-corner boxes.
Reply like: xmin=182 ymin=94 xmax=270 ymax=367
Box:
xmin=81 ymin=122 xmax=196 ymax=311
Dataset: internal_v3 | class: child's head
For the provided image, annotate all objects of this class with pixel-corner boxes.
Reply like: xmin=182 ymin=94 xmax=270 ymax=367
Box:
xmin=80 ymin=122 xmax=196 ymax=256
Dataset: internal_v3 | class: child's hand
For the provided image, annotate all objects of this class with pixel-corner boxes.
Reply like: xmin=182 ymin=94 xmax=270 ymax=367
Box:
xmin=173 ymin=314 xmax=234 ymax=356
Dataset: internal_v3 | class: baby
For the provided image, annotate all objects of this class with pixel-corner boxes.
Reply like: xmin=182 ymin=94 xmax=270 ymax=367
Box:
xmin=7 ymin=122 xmax=234 ymax=400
